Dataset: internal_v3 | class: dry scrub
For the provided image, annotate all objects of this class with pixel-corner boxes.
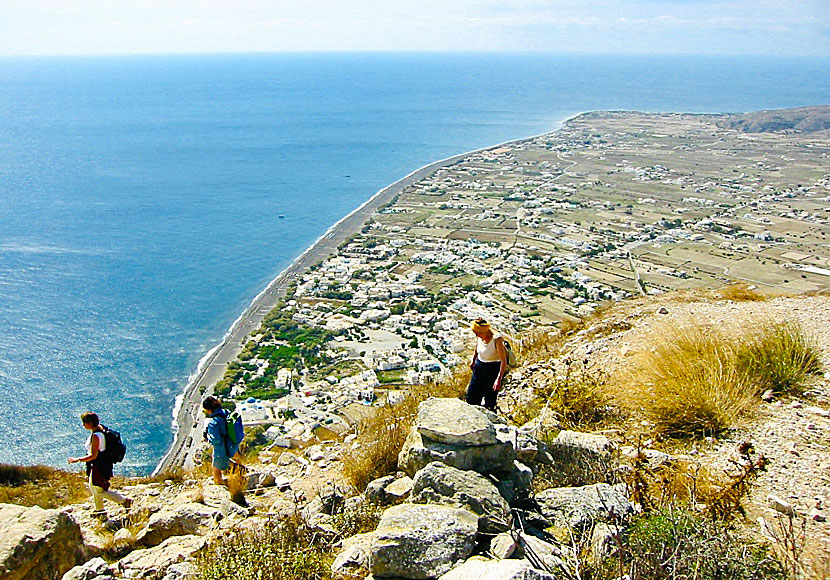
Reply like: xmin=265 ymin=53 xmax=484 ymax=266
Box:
xmin=340 ymin=370 xmax=467 ymax=490
xmin=616 ymin=316 xmax=821 ymax=437
xmin=0 ymin=464 xmax=90 ymax=508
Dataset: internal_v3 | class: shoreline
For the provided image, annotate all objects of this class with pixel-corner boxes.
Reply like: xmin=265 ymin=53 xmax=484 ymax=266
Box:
xmin=154 ymin=117 xmax=576 ymax=474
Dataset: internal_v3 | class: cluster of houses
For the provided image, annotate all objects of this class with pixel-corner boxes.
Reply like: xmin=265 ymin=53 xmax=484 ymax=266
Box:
xmin=223 ymin=114 xmax=829 ymax=447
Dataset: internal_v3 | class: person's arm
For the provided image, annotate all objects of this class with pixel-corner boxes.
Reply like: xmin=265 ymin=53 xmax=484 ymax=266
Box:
xmin=68 ymin=433 xmax=99 ymax=464
xmin=494 ymin=337 xmax=507 ymax=391
xmin=470 ymin=347 xmax=478 ymax=370
xmin=205 ymin=417 xmax=222 ymax=446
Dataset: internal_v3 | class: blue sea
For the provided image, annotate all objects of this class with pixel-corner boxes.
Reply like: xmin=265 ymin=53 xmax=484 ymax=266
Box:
xmin=1 ymin=53 xmax=828 ymax=473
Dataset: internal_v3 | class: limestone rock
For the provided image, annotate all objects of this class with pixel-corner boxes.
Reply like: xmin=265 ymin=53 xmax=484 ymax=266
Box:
xmin=417 ymin=398 xmax=497 ymax=446
xmin=371 ymin=504 xmax=478 ymax=579
xmin=365 ymin=475 xmax=396 ymax=503
xmin=331 ymin=532 xmax=375 ymax=576
xmin=246 ymin=470 xmax=276 ymax=490
xmin=384 ymin=476 xmax=414 ymax=504
xmin=767 ymin=494 xmax=795 ymax=516
xmin=411 ymin=462 xmax=510 ymax=533
xmin=536 ymin=483 xmax=632 ymax=531
xmin=590 ymin=523 xmax=618 ymax=560
xmin=0 ymin=503 xmax=83 ymax=580
xmin=116 ymin=534 xmax=207 ymax=579
xmin=398 ymin=427 xmax=516 ymax=476
xmin=135 ymin=502 xmax=221 ymax=547
xmin=437 ymin=557 xmax=557 ymax=580
xmin=544 ymin=430 xmax=616 ymax=486
xmin=490 ymin=534 xmax=517 ymax=559
xmin=61 ymin=557 xmax=113 ymax=580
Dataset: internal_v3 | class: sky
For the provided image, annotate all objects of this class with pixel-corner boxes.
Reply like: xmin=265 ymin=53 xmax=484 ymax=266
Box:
xmin=0 ymin=0 xmax=827 ymax=57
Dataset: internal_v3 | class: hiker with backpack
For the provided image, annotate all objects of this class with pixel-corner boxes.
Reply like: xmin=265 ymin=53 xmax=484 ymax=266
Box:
xmin=68 ymin=412 xmax=131 ymax=517
xmin=466 ymin=317 xmax=510 ymax=411
xmin=201 ymin=396 xmax=243 ymax=486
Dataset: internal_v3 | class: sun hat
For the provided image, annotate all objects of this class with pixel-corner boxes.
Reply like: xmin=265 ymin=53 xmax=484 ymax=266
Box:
xmin=471 ymin=318 xmax=491 ymax=333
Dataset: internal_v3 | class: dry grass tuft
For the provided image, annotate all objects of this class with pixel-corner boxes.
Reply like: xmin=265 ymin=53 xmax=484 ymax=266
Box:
xmin=617 ymin=316 xmax=822 ymax=437
xmin=227 ymin=466 xmax=248 ymax=506
xmin=716 ymin=283 xmax=770 ymax=302
xmin=0 ymin=464 xmax=90 ymax=508
xmin=341 ymin=370 xmax=466 ymax=490
xmin=736 ymin=319 xmax=822 ymax=395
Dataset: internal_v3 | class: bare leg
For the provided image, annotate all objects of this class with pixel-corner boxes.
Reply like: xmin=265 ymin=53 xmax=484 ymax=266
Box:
xmin=212 ymin=466 xmax=226 ymax=486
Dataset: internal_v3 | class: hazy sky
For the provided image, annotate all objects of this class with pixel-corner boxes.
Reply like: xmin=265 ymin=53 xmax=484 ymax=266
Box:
xmin=1 ymin=0 xmax=827 ymax=57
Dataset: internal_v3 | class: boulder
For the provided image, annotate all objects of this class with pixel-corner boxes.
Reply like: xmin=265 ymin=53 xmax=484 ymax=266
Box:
xmin=411 ymin=462 xmax=510 ymax=533
xmin=544 ymin=430 xmax=616 ymax=486
xmin=246 ymin=470 xmax=276 ymax=490
xmin=417 ymin=398 xmax=497 ymax=446
xmin=116 ymin=534 xmax=207 ymax=579
xmin=494 ymin=461 xmax=534 ymax=506
xmin=536 ymin=483 xmax=632 ymax=531
xmin=371 ymin=504 xmax=478 ymax=579
xmin=135 ymin=502 xmax=221 ymax=547
xmin=398 ymin=428 xmax=516 ymax=476
xmin=490 ymin=534 xmax=517 ymax=559
xmin=0 ymin=503 xmax=84 ymax=580
xmin=365 ymin=475 xmax=396 ymax=504
xmin=331 ymin=532 xmax=375 ymax=576
xmin=61 ymin=558 xmax=113 ymax=580
xmin=384 ymin=476 xmax=414 ymax=504
xmin=437 ymin=557 xmax=557 ymax=580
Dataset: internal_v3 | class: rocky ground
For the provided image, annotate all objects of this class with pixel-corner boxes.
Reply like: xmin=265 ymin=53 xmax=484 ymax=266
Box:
xmin=503 ymin=291 xmax=830 ymax=568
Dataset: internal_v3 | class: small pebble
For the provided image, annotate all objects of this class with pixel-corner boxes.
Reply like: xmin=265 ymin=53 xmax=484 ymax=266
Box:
xmin=791 ymin=401 xmax=803 ymax=409
xmin=810 ymin=508 xmax=826 ymax=522
xmin=768 ymin=494 xmax=795 ymax=516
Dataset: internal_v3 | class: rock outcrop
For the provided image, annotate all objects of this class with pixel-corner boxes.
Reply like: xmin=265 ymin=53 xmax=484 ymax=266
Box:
xmin=398 ymin=399 xmax=517 ymax=475
xmin=371 ymin=503 xmax=479 ymax=579
xmin=411 ymin=462 xmax=510 ymax=533
xmin=0 ymin=503 xmax=84 ymax=580
xmin=438 ymin=557 xmax=557 ymax=580
xmin=536 ymin=483 xmax=632 ymax=531
xmin=135 ymin=502 xmax=221 ymax=547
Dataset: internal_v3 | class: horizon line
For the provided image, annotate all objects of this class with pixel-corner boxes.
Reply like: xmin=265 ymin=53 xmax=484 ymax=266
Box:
xmin=0 ymin=49 xmax=827 ymax=59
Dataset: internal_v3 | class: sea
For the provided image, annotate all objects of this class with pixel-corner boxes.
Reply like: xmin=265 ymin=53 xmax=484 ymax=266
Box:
xmin=1 ymin=53 xmax=828 ymax=473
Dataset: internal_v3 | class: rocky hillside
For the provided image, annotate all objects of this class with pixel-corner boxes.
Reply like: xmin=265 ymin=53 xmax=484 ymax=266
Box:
xmin=3 ymin=291 xmax=829 ymax=579
xmin=718 ymin=105 xmax=830 ymax=133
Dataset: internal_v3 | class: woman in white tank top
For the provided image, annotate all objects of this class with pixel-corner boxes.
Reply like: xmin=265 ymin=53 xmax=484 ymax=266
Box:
xmin=465 ymin=317 xmax=507 ymax=411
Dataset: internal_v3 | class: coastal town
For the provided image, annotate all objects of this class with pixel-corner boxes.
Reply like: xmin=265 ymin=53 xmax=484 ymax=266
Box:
xmin=200 ymin=110 xmax=829 ymax=458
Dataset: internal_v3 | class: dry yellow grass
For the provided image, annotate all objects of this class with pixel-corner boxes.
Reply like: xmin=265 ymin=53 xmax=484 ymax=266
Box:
xmin=341 ymin=371 xmax=466 ymax=490
xmin=0 ymin=464 xmax=90 ymax=508
xmin=615 ymin=316 xmax=822 ymax=437
xmin=715 ymin=283 xmax=771 ymax=302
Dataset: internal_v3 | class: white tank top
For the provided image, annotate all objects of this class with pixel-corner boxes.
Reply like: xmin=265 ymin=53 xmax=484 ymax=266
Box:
xmin=476 ymin=334 xmax=502 ymax=363
xmin=86 ymin=431 xmax=106 ymax=454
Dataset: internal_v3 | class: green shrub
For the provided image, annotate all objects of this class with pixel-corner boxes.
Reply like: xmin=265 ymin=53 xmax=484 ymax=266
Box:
xmin=604 ymin=508 xmax=785 ymax=580
xmin=194 ymin=513 xmax=333 ymax=580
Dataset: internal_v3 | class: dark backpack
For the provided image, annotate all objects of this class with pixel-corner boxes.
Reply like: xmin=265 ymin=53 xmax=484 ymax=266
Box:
xmin=100 ymin=425 xmax=127 ymax=464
